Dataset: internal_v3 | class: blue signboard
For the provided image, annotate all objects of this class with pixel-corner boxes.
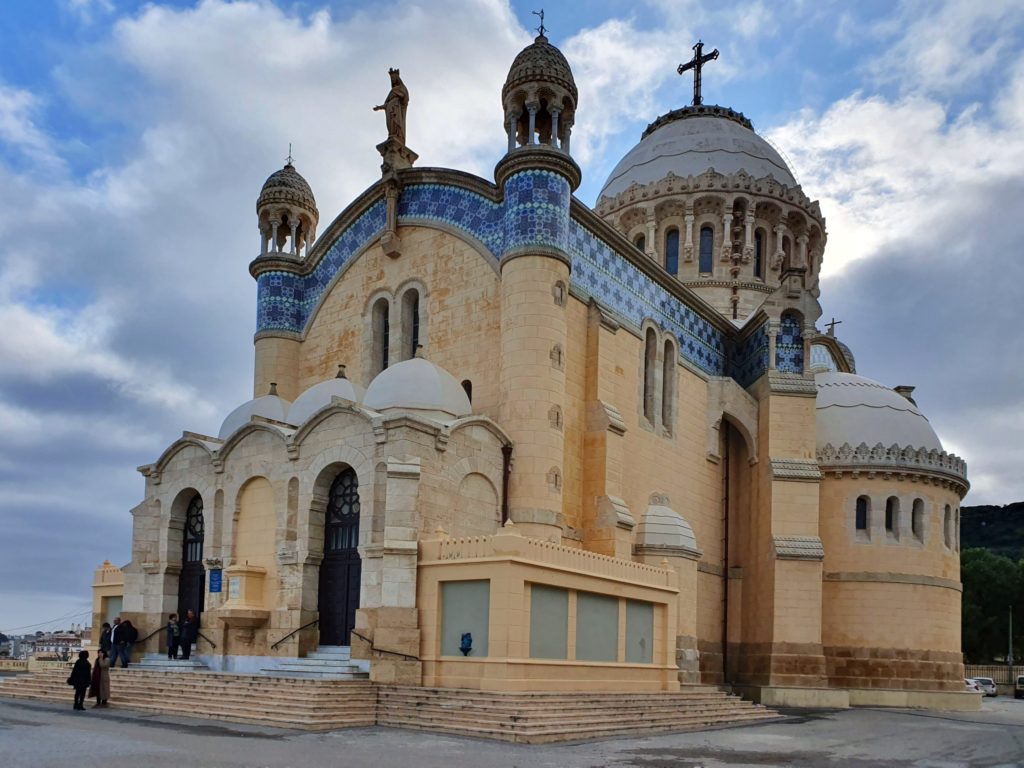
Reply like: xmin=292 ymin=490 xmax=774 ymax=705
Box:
xmin=208 ymin=568 xmax=222 ymax=593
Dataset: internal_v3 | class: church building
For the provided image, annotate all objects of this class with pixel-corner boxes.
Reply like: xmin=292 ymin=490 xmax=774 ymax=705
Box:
xmin=121 ymin=32 xmax=971 ymax=709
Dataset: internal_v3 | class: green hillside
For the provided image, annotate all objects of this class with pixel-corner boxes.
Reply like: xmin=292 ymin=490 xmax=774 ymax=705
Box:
xmin=961 ymin=502 xmax=1024 ymax=562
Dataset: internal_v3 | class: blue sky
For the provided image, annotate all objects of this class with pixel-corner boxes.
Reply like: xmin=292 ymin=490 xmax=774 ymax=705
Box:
xmin=2 ymin=0 xmax=1023 ymax=631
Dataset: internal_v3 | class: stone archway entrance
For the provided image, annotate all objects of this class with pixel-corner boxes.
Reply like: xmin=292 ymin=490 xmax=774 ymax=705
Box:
xmin=318 ymin=468 xmax=361 ymax=645
xmin=178 ymin=493 xmax=206 ymax=620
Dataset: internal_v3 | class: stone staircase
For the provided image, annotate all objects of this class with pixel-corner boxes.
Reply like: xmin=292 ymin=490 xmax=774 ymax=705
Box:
xmin=136 ymin=655 xmax=210 ymax=672
xmin=261 ymin=645 xmax=369 ymax=680
xmin=376 ymin=686 xmax=782 ymax=743
xmin=0 ymin=667 xmax=375 ymax=730
xmin=0 ymin=668 xmax=780 ymax=742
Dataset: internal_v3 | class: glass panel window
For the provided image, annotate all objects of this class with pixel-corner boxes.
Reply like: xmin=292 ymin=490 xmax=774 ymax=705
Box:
xmin=665 ymin=229 xmax=679 ymax=276
xmin=698 ymin=226 xmax=713 ymax=273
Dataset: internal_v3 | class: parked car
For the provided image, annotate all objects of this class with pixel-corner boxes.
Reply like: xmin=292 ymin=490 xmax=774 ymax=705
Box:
xmin=969 ymin=677 xmax=997 ymax=696
xmin=964 ymin=678 xmax=982 ymax=693
xmin=1015 ymin=675 xmax=1024 ymax=699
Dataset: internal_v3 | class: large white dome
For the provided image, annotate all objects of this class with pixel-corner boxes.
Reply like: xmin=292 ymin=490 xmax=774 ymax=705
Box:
xmin=363 ymin=357 xmax=471 ymax=420
xmin=599 ymin=108 xmax=796 ymax=200
xmin=815 ymin=372 xmax=942 ymax=452
xmin=218 ymin=394 xmax=291 ymax=439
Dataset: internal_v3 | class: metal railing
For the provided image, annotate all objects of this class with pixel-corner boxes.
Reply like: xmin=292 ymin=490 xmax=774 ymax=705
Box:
xmin=271 ymin=620 xmax=318 ymax=651
xmin=350 ymin=629 xmax=419 ymax=662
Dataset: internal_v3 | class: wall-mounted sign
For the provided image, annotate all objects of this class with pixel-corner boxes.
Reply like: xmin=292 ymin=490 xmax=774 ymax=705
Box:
xmin=208 ymin=568 xmax=222 ymax=593
xmin=228 ymin=576 xmax=241 ymax=600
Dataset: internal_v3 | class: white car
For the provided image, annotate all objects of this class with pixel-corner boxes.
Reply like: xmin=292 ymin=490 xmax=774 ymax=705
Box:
xmin=969 ymin=677 xmax=997 ymax=696
xmin=964 ymin=678 xmax=982 ymax=693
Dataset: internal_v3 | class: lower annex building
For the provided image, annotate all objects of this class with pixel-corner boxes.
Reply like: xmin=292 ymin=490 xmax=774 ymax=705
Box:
xmin=110 ymin=31 xmax=971 ymax=709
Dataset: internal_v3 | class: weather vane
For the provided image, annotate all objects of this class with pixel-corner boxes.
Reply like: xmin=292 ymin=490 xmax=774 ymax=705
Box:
xmin=286 ymin=142 xmax=293 ymax=165
xmin=677 ymin=40 xmax=719 ymax=106
xmin=533 ymin=9 xmax=545 ymax=37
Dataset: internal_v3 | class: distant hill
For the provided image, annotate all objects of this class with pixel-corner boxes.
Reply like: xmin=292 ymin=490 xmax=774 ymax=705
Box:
xmin=961 ymin=502 xmax=1024 ymax=562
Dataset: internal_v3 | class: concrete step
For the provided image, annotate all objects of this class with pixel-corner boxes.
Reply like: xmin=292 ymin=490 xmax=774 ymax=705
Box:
xmin=135 ymin=658 xmax=210 ymax=671
xmin=310 ymin=645 xmax=352 ymax=659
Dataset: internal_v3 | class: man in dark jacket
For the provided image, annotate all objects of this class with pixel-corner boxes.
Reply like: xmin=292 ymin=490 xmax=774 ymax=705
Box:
xmin=116 ymin=620 xmax=138 ymax=668
xmin=98 ymin=622 xmax=112 ymax=655
xmin=180 ymin=610 xmax=199 ymax=660
xmin=68 ymin=650 xmax=91 ymax=710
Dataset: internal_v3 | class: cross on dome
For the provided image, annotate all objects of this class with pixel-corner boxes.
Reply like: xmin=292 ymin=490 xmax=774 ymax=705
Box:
xmin=677 ymin=40 xmax=719 ymax=106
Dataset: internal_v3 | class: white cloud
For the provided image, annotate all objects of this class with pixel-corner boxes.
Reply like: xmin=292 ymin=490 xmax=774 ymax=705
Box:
xmin=0 ymin=84 xmax=63 ymax=172
xmin=62 ymin=0 xmax=114 ymax=24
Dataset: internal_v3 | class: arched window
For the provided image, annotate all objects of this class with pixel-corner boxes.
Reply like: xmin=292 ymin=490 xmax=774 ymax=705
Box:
xmin=912 ymin=498 xmax=924 ymax=542
xmin=461 ymin=379 xmax=473 ymax=403
xmin=855 ymin=496 xmax=870 ymax=537
xmin=698 ymin=226 xmax=714 ymax=274
xmin=661 ymin=338 xmax=675 ymax=433
xmin=327 ymin=469 xmax=360 ymax=552
xmin=635 ymin=233 xmax=646 ymax=253
xmin=885 ymin=496 xmax=900 ymax=539
xmin=944 ymin=504 xmax=952 ymax=548
xmin=372 ymin=297 xmax=389 ymax=373
xmin=401 ymin=289 xmax=420 ymax=360
xmin=664 ymin=229 xmax=679 ymax=276
xmin=184 ymin=494 xmax=204 ymax=564
xmin=754 ymin=230 xmax=764 ymax=280
xmin=775 ymin=312 xmax=804 ymax=374
xmin=643 ymin=328 xmax=657 ymax=423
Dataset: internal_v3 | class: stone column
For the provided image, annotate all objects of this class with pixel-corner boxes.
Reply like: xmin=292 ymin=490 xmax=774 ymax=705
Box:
xmin=721 ymin=211 xmax=734 ymax=262
xmin=507 ymin=110 xmax=519 ymax=154
xmin=645 ymin=211 xmax=657 ymax=260
xmin=744 ymin=210 xmax=755 ymax=262
xmin=683 ymin=207 xmax=695 ymax=262
xmin=260 ymin=225 xmax=268 ymax=256
xmin=562 ymin=118 xmax=572 ymax=154
xmin=795 ymin=233 xmax=809 ymax=270
xmin=288 ymin=220 xmax=298 ymax=255
xmin=526 ymin=102 xmax=538 ymax=145
xmin=772 ymin=222 xmax=786 ymax=270
xmin=270 ymin=218 xmax=281 ymax=253
xmin=549 ymin=107 xmax=561 ymax=149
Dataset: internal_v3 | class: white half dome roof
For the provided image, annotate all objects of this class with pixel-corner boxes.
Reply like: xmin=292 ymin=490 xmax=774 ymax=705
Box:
xmin=636 ymin=503 xmax=700 ymax=553
xmin=218 ymin=394 xmax=291 ymax=439
xmin=287 ymin=376 xmax=365 ymax=426
xmin=363 ymin=357 xmax=471 ymax=419
xmin=815 ymin=372 xmax=942 ymax=452
xmin=599 ymin=114 xmax=796 ymax=200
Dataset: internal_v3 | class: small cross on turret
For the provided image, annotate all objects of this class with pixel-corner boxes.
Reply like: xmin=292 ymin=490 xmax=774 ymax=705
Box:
xmin=532 ymin=9 xmax=546 ymax=37
xmin=677 ymin=40 xmax=719 ymax=106
xmin=825 ymin=317 xmax=843 ymax=336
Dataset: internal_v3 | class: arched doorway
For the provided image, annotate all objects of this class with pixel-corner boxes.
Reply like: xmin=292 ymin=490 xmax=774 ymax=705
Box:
xmin=318 ymin=468 xmax=361 ymax=645
xmin=178 ymin=493 xmax=205 ymax=620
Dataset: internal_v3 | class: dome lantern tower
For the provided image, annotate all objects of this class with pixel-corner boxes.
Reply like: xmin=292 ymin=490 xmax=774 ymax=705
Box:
xmin=501 ymin=26 xmax=578 ymax=160
xmin=256 ymin=151 xmax=319 ymax=259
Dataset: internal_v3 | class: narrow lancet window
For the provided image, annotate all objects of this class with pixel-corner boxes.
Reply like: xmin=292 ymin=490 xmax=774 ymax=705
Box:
xmin=643 ymin=328 xmax=657 ymax=423
xmin=665 ymin=229 xmax=679 ymax=276
xmin=698 ymin=226 xmax=713 ymax=274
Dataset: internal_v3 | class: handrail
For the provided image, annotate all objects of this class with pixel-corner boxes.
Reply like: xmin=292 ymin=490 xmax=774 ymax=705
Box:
xmin=196 ymin=630 xmax=216 ymax=649
xmin=271 ymin=619 xmax=318 ymax=651
xmin=137 ymin=626 xmax=162 ymax=645
xmin=350 ymin=629 xmax=419 ymax=661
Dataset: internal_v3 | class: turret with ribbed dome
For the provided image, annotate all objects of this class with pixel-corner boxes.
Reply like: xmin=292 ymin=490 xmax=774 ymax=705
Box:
xmin=256 ymin=157 xmax=319 ymax=259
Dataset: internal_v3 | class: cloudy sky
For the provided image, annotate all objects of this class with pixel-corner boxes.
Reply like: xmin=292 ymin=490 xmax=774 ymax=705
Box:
xmin=2 ymin=0 xmax=1022 ymax=632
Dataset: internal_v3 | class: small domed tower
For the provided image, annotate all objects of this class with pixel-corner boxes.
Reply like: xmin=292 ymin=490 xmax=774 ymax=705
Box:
xmin=257 ymin=159 xmax=319 ymax=258
xmin=494 ymin=30 xmax=580 ymax=545
xmin=501 ymin=32 xmax=577 ymax=156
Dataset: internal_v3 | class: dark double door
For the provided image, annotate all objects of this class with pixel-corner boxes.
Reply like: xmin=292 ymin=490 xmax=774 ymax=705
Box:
xmin=318 ymin=469 xmax=361 ymax=646
xmin=178 ymin=494 xmax=206 ymax=620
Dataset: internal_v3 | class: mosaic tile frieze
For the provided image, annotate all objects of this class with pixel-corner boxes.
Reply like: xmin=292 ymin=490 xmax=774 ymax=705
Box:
xmin=397 ymin=184 xmax=504 ymax=255
xmin=567 ymin=220 xmax=727 ymax=376
xmin=775 ymin=312 xmax=805 ymax=374
xmin=731 ymin=322 xmax=769 ymax=387
xmin=501 ymin=170 xmax=571 ymax=256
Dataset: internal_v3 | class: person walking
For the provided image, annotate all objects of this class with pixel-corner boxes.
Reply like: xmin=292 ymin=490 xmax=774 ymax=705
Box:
xmin=117 ymin=619 xmax=138 ymax=668
xmin=165 ymin=613 xmax=180 ymax=660
xmin=98 ymin=622 xmax=112 ymax=656
xmin=88 ymin=649 xmax=111 ymax=708
xmin=109 ymin=618 xmax=123 ymax=668
xmin=180 ymin=609 xmax=198 ymax=660
xmin=67 ymin=650 xmax=91 ymax=711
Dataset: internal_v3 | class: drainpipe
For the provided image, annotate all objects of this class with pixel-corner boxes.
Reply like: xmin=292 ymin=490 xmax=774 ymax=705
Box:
xmin=500 ymin=444 xmax=513 ymax=525
xmin=721 ymin=426 xmax=730 ymax=687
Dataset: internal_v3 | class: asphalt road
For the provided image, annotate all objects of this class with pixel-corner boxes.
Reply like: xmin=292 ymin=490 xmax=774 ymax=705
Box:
xmin=3 ymin=696 xmax=1024 ymax=767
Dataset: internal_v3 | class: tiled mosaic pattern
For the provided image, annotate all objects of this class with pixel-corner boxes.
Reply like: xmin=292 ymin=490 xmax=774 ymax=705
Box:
xmin=568 ymin=221 xmax=726 ymax=376
xmin=398 ymin=184 xmax=503 ymax=254
xmin=731 ymin=322 xmax=769 ymax=387
xmin=776 ymin=313 xmax=805 ymax=374
xmin=255 ymin=174 xmax=732 ymax=378
xmin=257 ymin=200 xmax=386 ymax=332
xmin=502 ymin=170 xmax=570 ymax=255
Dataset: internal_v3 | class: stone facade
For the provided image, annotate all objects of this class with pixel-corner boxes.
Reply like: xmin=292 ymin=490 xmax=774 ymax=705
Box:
xmin=113 ymin=33 xmax=972 ymax=709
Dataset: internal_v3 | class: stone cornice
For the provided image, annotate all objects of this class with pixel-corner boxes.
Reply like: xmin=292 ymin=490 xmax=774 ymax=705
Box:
xmin=817 ymin=441 xmax=969 ymax=497
xmin=595 ymin=167 xmax=824 ymax=226
xmin=774 ymin=536 xmax=824 ymax=561
xmin=824 ymin=571 xmax=962 ymax=592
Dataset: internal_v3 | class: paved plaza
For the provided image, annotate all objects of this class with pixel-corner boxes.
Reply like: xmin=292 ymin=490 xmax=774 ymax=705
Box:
xmin=3 ymin=697 xmax=1024 ymax=767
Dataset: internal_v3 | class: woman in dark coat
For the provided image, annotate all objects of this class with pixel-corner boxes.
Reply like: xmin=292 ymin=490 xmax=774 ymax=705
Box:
xmin=88 ymin=649 xmax=111 ymax=707
xmin=98 ymin=623 xmax=112 ymax=655
xmin=68 ymin=650 xmax=91 ymax=711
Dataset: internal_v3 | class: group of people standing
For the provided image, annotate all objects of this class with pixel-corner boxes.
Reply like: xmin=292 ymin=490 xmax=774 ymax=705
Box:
xmin=68 ymin=611 xmax=200 ymax=710
xmin=67 ymin=650 xmax=110 ymax=710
